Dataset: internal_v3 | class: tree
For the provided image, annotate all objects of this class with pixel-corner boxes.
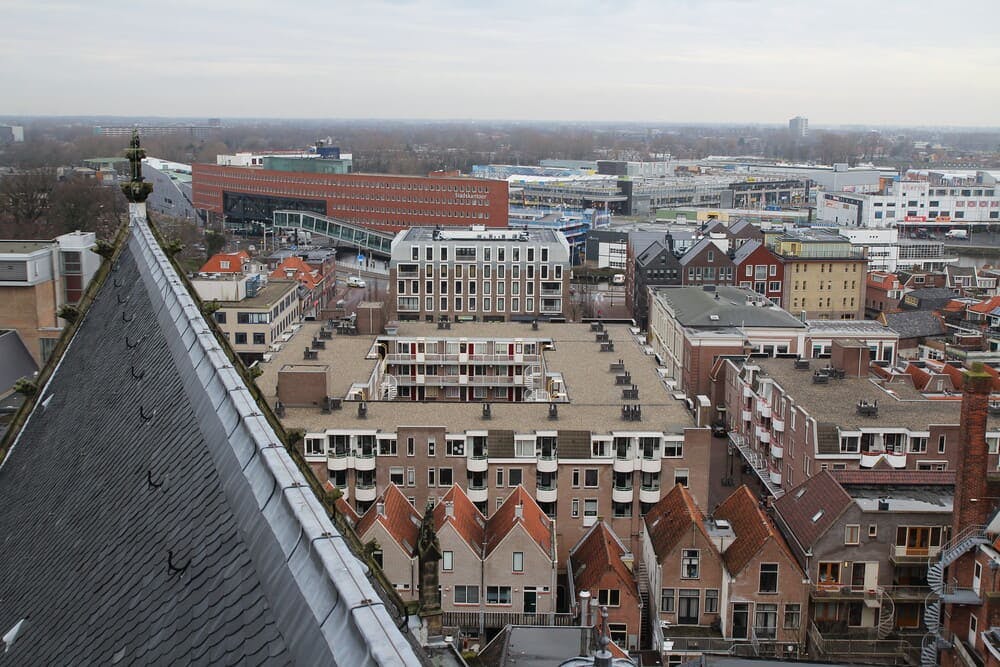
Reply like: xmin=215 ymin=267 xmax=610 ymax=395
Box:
xmin=205 ymin=230 xmax=226 ymax=259
xmin=48 ymin=176 xmax=105 ymax=234
xmin=0 ymin=169 xmax=56 ymax=225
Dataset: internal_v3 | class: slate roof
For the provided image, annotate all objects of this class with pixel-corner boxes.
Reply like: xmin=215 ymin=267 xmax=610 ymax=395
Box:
xmin=0 ymin=330 xmax=37 ymax=393
xmin=485 ymin=486 xmax=553 ymax=558
xmin=0 ymin=206 xmax=422 ymax=665
xmin=636 ymin=240 xmax=667 ymax=266
xmin=882 ymin=310 xmax=947 ymax=339
xmin=900 ymin=287 xmax=957 ymax=310
xmin=713 ymin=485 xmax=791 ymax=575
xmin=644 ymin=484 xmax=711 ymax=558
xmin=356 ymin=484 xmax=422 ymax=555
xmin=651 ymin=285 xmax=806 ymax=329
xmin=678 ymin=236 xmax=731 ymax=266
xmin=772 ymin=471 xmax=853 ymax=551
xmin=730 ymin=239 xmax=764 ymax=266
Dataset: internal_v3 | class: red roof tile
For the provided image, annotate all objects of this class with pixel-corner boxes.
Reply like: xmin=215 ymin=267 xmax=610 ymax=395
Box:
xmin=355 ymin=484 xmax=421 ymax=555
xmin=772 ymin=471 xmax=853 ymax=551
xmin=942 ymin=300 xmax=967 ymax=313
xmin=485 ymin=486 xmax=553 ymax=558
xmin=434 ymin=485 xmax=485 ymax=554
xmin=714 ymin=485 xmax=795 ymax=575
xmin=569 ymin=522 xmax=635 ymax=596
xmin=969 ymin=296 xmax=1000 ymax=314
xmin=334 ymin=496 xmax=359 ymax=525
xmin=644 ymin=484 xmax=710 ymax=558
xmin=199 ymin=251 xmax=251 ymax=274
xmin=831 ymin=469 xmax=956 ymax=486
xmin=269 ymin=256 xmax=321 ymax=290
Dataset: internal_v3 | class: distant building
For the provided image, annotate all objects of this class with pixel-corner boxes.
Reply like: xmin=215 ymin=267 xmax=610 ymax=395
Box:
xmin=388 ymin=226 xmax=571 ymax=322
xmin=94 ymin=124 xmax=219 ymax=139
xmin=0 ymin=232 xmax=100 ymax=363
xmin=789 ymin=116 xmax=808 ymax=139
xmin=0 ymin=124 xmax=24 ymax=143
xmin=141 ymin=157 xmax=198 ymax=221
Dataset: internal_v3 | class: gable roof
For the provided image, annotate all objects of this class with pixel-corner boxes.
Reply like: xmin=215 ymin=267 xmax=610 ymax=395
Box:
xmin=731 ymin=239 xmax=765 ymax=266
xmin=728 ymin=218 xmax=758 ymax=237
xmin=568 ymin=521 xmax=634 ymax=596
xmin=679 ymin=236 xmax=732 ymax=266
xmin=0 ymin=205 xmax=421 ymax=665
xmin=355 ymin=484 xmax=422 ymax=555
xmin=636 ymin=240 xmax=667 ymax=266
xmin=968 ymin=296 xmax=1000 ymax=314
xmin=644 ymin=484 xmax=711 ymax=558
xmin=714 ymin=485 xmax=795 ymax=575
xmin=199 ymin=250 xmax=250 ymax=274
xmin=485 ymin=485 xmax=553 ymax=558
xmin=882 ymin=310 xmax=947 ymax=339
xmin=269 ymin=256 xmax=321 ymax=290
xmin=434 ymin=485 xmax=485 ymax=554
xmin=831 ymin=469 xmax=956 ymax=486
xmin=772 ymin=470 xmax=853 ymax=551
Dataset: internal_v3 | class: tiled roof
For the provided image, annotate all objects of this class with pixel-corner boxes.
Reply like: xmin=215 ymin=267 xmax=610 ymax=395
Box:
xmin=714 ymin=485 xmax=793 ymax=575
xmin=355 ymin=484 xmax=422 ymax=555
xmin=485 ymin=486 xmax=553 ymax=558
xmin=198 ymin=250 xmax=250 ymax=273
xmin=882 ymin=310 xmax=947 ymax=339
xmin=434 ymin=485 xmax=485 ymax=554
xmin=568 ymin=522 xmax=634 ymax=595
xmin=269 ymin=256 xmax=321 ymax=290
xmin=943 ymin=300 xmax=967 ymax=312
xmin=772 ymin=471 xmax=853 ymax=550
xmin=644 ymin=484 xmax=710 ymax=558
xmin=334 ymin=496 xmax=360 ymax=525
xmin=678 ymin=237 xmax=732 ymax=266
xmin=730 ymin=239 xmax=763 ymax=266
xmin=969 ymin=296 xmax=1000 ymax=314
xmin=831 ymin=469 xmax=957 ymax=486
xmin=0 ymin=208 xmax=421 ymax=665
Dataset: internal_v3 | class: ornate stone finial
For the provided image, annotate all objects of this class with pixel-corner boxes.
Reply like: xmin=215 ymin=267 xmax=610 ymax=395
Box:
xmin=416 ymin=501 xmax=443 ymax=637
xmin=121 ymin=129 xmax=153 ymax=203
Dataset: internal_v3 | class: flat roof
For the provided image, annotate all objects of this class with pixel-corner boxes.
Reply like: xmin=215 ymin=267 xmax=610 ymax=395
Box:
xmin=653 ymin=286 xmax=807 ymax=329
xmin=259 ymin=321 xmax=695 ymax=434
xmin=755 ymin=357 xmax=998 ymax=430
xmin=398 ymin=226 xmax=563 ymax=244
xmin=218 ymin=279 xmax=297 ymax=308
xmin=849 ymin=486 xmax=953 ymax=513
xmin=0 ymin=240 xmax=53 ymax=254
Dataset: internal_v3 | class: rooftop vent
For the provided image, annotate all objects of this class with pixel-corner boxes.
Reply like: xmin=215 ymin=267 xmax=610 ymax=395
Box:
xmin=609 ymin=359 xmax=625 ymax=373
xmin=877 ymin=498 xmax=890 ymax=511
xmin=357 ymin=401 xmax=368 ymax=418
xmin=437 ymin=320 xmax=451 ymax=330
xmin=794 ymin=359 xmax=810 ymax=370
xmin=532 ymin=319 xmax=539 ymax=331
xmin=600 ymin=341 xmax=615 ymax=352
xmin=622 ymin=385 xmax=639 ymax=400
xmin=621 ymin=404 xmax=642 ymax=422
xmin=709 ymin=314 xmax=720 ymax=321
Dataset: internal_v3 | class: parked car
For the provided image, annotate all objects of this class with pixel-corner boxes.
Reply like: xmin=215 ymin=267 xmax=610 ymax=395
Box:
xmin=347 ymin=276 xmax=366 ymax=288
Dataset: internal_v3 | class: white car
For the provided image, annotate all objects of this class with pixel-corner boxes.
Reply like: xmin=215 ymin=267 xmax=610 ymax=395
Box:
xmin=347 ymin=276 xmax=366 ymax=288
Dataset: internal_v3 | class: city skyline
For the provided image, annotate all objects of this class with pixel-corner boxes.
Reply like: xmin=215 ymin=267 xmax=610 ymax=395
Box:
xmin=3 ymin=0 xmax=999 ymax=126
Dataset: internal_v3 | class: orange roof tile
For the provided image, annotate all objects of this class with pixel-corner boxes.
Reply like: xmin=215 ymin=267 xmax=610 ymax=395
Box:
xmin=942 ymin=300 xmax=967 ymax=313
xmin=269 ymin=256 xmax=321 ymax=290
xmin=969 ymin=296 xmax=1000 ymax=314
xmin=434 ymin=485 xmax=485 ymax=554
xmin=644 ymin=484 xmax=711 ymax=558
xmin=355 ymin=484 xmax=421 ymax=555
xmin=569 ymin=522 xmax=635 ymax=596
xmin=485 ymin=486 xmax=553 ymax=557
xmin=334 ymin=496 xmax=359 ymax=525
xmin=199 ymin=250 xmax=250 ymax=274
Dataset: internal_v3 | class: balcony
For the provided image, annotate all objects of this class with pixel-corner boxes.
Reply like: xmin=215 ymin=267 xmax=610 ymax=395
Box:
xmin=772 ymin=417 xmax=785 ymax=432
xmin=741 ymin=410 xmax=752 ymax=422
xmin=743 ymin=386 xmax=754 ymax=399
xmin=613 ymin=456 xmax=635 ymax=473
xmin=612 ymin=485 xmax=634 ymax=504
xmin=813 ymin=584 xmax=932 ymax=602
xmin=537 ymin=455 xmax=558 ymax=473
xmin=759 ymin=404 xmax=771 ymax=419
xmin=467 ymin=454 xmax=488 ymax=473
xmin=355 ymin=483 xmax=377 ymax=503
xmin=759 ymin=431 xmax=771 ymax=445
xmin=639 ymin=485 xmax=661 ymax=504
xmin=888 ymin=543 xmax=941 ymax=564
xmin=769 ymin=468 xmax=782 ymax=486
xmin=641 ymin=456 xmax=662 ymax=473
xmin=354 ymin=453 xmax=376 ymax=471
xmin=467 ymin=485 xmax=489 ymax=503
xmin=442 ymin=611 xmax=576 ymax=632
xmin=770 ymin=443 xmax=783 ymax=459
xmin=536 ymin=484 xmax=558 ymax=503
xmin=328 ymin=453 xmax=350 ymax=471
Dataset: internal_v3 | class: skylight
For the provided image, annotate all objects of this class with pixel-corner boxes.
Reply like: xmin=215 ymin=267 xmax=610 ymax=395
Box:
xmin=811 ymin=510 xmax=824 ymax=522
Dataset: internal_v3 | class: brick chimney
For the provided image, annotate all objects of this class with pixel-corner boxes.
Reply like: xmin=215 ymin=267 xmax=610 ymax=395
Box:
xmin=954 ymin=362 xmax=993 ymax=535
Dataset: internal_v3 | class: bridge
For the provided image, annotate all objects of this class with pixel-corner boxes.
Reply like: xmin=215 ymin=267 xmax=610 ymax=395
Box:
xmin=271 ymin=210 xmax=396 ymax=256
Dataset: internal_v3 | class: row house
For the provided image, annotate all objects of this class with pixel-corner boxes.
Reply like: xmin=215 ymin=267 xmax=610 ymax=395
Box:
xmin=627 ymin=236 xmax=681 ymax=330
xmin=354 ymin=483 xmax=558 ymax=642
xmin=282 ymin=322 xmax=711 ymax=564
xmin=679 ymin=235 xmax=736 ymax=287
xmin=732 ymin=240 xmax=784 ymax=308
xmin=866 ymin=271 xmax=903 ymax=317
xmin=772 ymin=469 xmax=954 ymax=662
xmin=640 ymin=484 xmax=808 ymax=663
xmin=567 ymin=522 xmax=643 ymax=652
xmin=716 ymin=341 xmax=1000 ymax=500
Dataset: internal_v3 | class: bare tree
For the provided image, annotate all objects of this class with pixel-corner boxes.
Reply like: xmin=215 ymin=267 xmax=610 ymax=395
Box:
xmin=0 ymin=169 xmax=56 ymax=225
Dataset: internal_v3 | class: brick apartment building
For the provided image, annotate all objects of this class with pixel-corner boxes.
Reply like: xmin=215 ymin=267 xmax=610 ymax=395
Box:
xmin=679 ymin=235 xmax=736 ymax=288
xmin=388 ymin=226 xmax=571 ymax=323
xmin=192 ymin=164 xmax=509 ymax=233
xmin=733 ymin=240 xmax=784 ymax=308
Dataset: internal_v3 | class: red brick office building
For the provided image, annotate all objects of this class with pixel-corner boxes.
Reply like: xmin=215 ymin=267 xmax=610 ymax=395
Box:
xmin=192 ymin=164 xmax=509 ymax=233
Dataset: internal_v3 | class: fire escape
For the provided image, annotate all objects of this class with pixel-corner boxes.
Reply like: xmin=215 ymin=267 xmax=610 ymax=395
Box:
xmin=921 ymin=524 xmax=989 ymax=667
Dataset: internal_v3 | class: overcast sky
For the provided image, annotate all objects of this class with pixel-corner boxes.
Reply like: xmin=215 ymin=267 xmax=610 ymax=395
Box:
xmin=3 ymin=0 xmax=999 ymax=126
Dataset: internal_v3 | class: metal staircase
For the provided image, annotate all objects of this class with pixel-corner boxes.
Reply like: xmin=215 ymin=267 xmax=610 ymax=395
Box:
xmin=921 ymin=524 xmax=989 ymax=667
xmin=876 ymin=588 xmax=894 ymax=640
xmin=636 ymin=559 xmax=652 ymax=650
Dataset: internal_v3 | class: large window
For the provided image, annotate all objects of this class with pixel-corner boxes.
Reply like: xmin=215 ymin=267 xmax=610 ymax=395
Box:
xmin=682 ymin=550 xmax=700 ymax=579
xmin=486 ymin=586 xmax=512 ymax=605
xmin=705 ymin=589 xmax=719 ymax=614
xmin=454 ymin=585 xmax=479 ymax=604
xmin=755 ymin=604 xmax=778 ymax=639
xmin=660 ymin=588 xmax=675 ymax=613
xmin=608 ymin=623 xmax=627 ymax=648
xmin=678 ymin=589 xmax=699 ymax=624
xmin=818 ymin=561 xmax=841 ymax=586
xmin=512 ymin=552 xmax=524 ymax=573
xmin=759 ymin=563 xmax=778 ymax=593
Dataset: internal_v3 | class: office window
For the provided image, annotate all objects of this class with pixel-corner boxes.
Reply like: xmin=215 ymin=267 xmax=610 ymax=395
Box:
xmin=660 ymin=588 xmax=675 ymax=613
xmin=442 ymin=551 xmax=453 ymax=571
xmin=598 ymin=589 xmax=621 ymax=607
xmin=235 ymin=332 xmax=247 ymax=345
xmin=253 ymin=332 xmax=265 ymax=345
xmin=682 ymin=549 xmax=699 ymax=579
xmin=759 ymin=563 xmax=778 ymax=593
xmin=845 ymin=525 xmax=861 ymax=545
xmin=512 ymin=552 xmax=524 ymax=572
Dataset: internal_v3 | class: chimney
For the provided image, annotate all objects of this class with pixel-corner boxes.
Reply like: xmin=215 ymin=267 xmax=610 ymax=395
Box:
xmin=445 ymin=501 xmax=454 ymax=518
xmin=376 ymin=502 xmax=385 ymax=517
xmin=578 ymin=590 xmax=592 ymax=656
xmin=955 ymin=363 xmax=993 ymax=534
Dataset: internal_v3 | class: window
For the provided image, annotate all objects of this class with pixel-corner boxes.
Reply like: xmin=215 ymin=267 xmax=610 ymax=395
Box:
xmin=845 ymin=525 xmax=860 ymax=545
xmin=584 ymin=469 xmax=599 ymax=488
xmin=755 ymin=604 xmax=778 ymax=639
xmin=513 ymin=552 xmax=524 ymax=572
xmin=454 ymin=585 xmax=479 ymax=604
xmin=428 ymin=468 xmax=436 ymax=487
xmin=407 ymin=437 xmax=415 ymax=456
xmin=509 ymin=468 xmax=522 ymax=486
xmin=784 ymin=603 xmax=801 ymax=629
xmin=439 ymin=467 xmax=453 ymax=487
xmin=305 ymin=437 xmax=324 ymax=456
xmin=446 ymin=439 xmax=465 ymax=456
xmin=390 ymin=467 xmax=404 ymax=485
xmin=678 ymin=589 xmax=699 ymax=624
xmin=598 ymin=589 xmax=621 ymax=607
xmin=938 ymin=435 xmax=946 ymax=453
xmin=663 ymin=440 xmax=682 ymax=457
xmin=682 ymin=549 xmax=700 ymax=579
xmin=572 ymin=469 xmax=580 ymax=488
xmin=428 ymin=439 xmax=436 ymax=456
xmin=818 ymin=561 xmax=841 ymax=585
xmin=660 ymin=588 xmax=675 ymax=613
xmin=868 ymin=524 xmax=878 ymax=539
xmin=705 ymin=589 xmax=719 ymax=614
xmin=406 ymin=467 xmax=415 ymax=486
xmin=674 ymin=468 xmax=689 ymax=488
xmin=608 ymin=623 xmax=627 ymax=648
xmin=234 ymin=332 xmax=247 ymax=345
xmin=213 ymin=311 xmax=227 ymax=324
xmin=253 ymin=332 xmax=266 ymax=345
xmin=496 ymin=468 xmax=504 ymax=487
xmin=910 ymin=436 xmax=928 ymax=454
xmin=442 ymin=551 xmax=453 ymax=571
xmin=486 ymin=586 xmax=512 ymax=605
xmin=759 ymin=563 xmax=778 ymax=593
xmin=584 ymin=499 xmax=598 ymax=517
xmin=571 ymin=499 xmax=580 ymax=518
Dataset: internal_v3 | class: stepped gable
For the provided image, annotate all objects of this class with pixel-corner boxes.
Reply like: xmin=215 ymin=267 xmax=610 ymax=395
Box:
xmin=0 ymin=207 xmax=421 ymax=665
